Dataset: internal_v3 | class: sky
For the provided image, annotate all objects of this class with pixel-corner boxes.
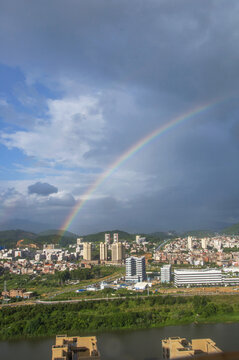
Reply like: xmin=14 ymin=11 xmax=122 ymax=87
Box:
xmin=0 ymin=0 xmax=239 ymax=234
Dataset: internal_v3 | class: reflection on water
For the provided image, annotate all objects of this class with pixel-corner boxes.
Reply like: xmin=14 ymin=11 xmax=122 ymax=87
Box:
xmin=0 ymin=323 xmax=239 ymax=360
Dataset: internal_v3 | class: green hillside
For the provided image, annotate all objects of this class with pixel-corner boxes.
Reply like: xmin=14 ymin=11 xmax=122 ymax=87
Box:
xmin=221 ymin=223 xmax=239 ymax=235
xmin=182 ymin=230 xmax=215 ymax=238
xmin=81 ymin=230 xmax=172 ymax=243
xmin=0 ymin=228 xmax=176 ymax=248
xmin=0 ymin=229 xmax=36 ymax=248
xmin=147 ymin=231 xmax=175 ymax=242
xmin=38 ymin=229 xmax=78 ymax=238
xmin=82 ymin=230 xmax=135 ymax=242
xmin=0 ymin=230 xmax=76 ymax=248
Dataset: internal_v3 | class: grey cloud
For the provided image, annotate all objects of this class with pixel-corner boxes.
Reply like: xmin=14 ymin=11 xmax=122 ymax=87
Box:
xmin=0 ymin=1 xmax=239 ymax=101
xmin=28 ymin=182 xmax=58 ymax=196
xmin=47 ymin=193 xmax=75 ymax=207
xmin=1 ymin=1 xmax=239 ymax=232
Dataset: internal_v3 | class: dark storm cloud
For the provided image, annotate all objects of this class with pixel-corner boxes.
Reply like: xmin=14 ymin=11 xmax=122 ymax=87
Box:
xmin=0 ymin=0 xmax=239 ymax=100
xmin=28 ymin=182 xmax=58 ymax=196
xmin=1 ymin=0 xmax=239 ymax=231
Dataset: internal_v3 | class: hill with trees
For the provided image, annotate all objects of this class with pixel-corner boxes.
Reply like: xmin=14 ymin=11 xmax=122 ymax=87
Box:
xmin=221 ymin=223 xmax=239 ymax=235
xmin=0 ymin=228 xmax=175 ymax=248
xmin=0 ymin=230 xmax=36 ymax=248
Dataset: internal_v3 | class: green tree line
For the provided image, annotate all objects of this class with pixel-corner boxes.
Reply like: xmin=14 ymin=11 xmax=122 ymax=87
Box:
xmin=0 ymin=295 xmax=236 ymax=340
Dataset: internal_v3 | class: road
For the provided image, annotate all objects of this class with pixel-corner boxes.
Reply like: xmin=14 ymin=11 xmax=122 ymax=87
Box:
xmin=1 ymin=290 xmax=239 ymax=308
xmin=155 ymin=239 xmax=170 ymax=252
xmin=46 ymin=271 xmax=123 ymax=299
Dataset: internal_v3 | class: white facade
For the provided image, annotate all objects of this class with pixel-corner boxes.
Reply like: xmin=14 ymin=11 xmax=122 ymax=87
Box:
xmin=100 ymin=242 xmax=108 ymax=261
xmin=187 ymin=236 xmax=193 ymax=250
xmin=111 ymin=242 xmax=124 ymax=262
xmin=136 ymin=235 xmax=146 ymax=244
xmin=201 ymin=238 xmax=208 ymax=250
xmin=83 ymin=242 xmax=92 ymax=261
xmin=113 ymin=233 xmax=119 ymax=243
xmin=105 ymin=233 xmax=111 ymax=244
xmin=161 ymin=265 xmax=171 ymax=283
xmin=214 ymin=240 xmax=222 ymax=251
xmin=174 ymin=268 xmax=222 ymax=287
xmin=77 ymin=238 xmax=83 ymax=245
xmin=134 ymin=282 xmax=152 ymax=290
xmin=125 ymin=256 xmax=146 ymax=282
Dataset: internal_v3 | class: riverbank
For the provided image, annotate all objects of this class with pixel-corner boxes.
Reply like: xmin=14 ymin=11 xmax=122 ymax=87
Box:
xmin=1 ymin=294 xmax=239 ymax=341
xmin=2 ymin=323 xmax=239 ymax=360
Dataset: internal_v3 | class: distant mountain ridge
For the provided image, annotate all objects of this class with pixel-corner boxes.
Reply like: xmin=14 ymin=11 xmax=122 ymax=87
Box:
xmin=38 ymin=229 xmax=78 ymax=238
xmin=0 ymin=228 xmax=172 ymax=248
xmin=82 ymin=230 xmax=135 ymax=242
xmin=0 ymin=229 xmax=37 ymax=248
xmin=1 ymin=222 xmax=239 ymax=249
xmin=221 ymin=223 xmax=239 ymax=235
xmin=0 ymin=229 xmax=77 ymax=248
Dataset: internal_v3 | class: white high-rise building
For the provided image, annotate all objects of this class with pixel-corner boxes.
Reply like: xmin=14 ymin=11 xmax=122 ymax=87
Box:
xmin=125 ymin=256 xmax=146 ymax=282
xmin=100 ymin=242 xmax=108 ymax=261
xmin=161 ymin=265 xmax=171 ymax=283
xmin=214 ymin=239 xmax=222 ymax=251
xmin=105 ymin=233 xmax=111 ymax=244
xmin=201 ymin=238 xmax=208 ymax=250
xmin=111 ymin=242 xmax=124 ymax=262
xmin=77 ymin=238 xmax=83 ymax=245
xmin=83 ymin=242 xmax=92 ymax=261
xmin=136 ymin=235 xmax=141 ymax=244
xmin=136 ymin=235 xmax=146 ymax=244
xmin=113 ymin=233 xmax=119 ymax=243
xmin=187 ymin=236 xmax=193 ymax=250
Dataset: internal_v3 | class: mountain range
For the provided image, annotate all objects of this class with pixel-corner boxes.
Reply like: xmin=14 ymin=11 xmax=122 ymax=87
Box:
xmin=0 ymin=221 xmax=238 ymax=249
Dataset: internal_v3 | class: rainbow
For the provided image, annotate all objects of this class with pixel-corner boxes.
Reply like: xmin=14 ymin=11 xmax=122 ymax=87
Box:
xmin=59 ymin=99 xmax=220 ymax=235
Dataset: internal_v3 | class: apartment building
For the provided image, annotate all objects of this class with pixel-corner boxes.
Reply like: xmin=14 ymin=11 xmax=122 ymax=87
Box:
xmin=113 ymin=233 xmax=119 ymax=243
xmin=83 ymin=243 xmax=92 ymax=261
xmin=104 ymin=233 xmax=111 ymax=244
xmin=52 ymin=335 xmax=100 ymax=360
xmin=111 ymin=242 xmax=124 ymax=263
xmin=162 ymin=337 xmax=221 ymax=359
xmin=100 ymin=242 xmax=107 ymax=261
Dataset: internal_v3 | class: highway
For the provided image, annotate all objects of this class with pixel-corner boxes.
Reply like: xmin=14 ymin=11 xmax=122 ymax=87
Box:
xmin=155 ymin=239 xmax=170 ymax=252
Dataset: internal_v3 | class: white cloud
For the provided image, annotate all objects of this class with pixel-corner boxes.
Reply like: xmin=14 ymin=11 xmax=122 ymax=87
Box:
xmin=1 ymin=95 xmax=105 ymax=167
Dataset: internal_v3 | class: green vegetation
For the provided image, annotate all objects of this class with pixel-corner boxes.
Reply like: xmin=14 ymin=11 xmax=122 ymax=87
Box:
xmin=0 ymin=229 xmax=77 ymax=248
xmin=223 ymin=247 xmax=239 ymax=253
xmin=0 ymin=266 xmax=122 ymax=297
xmin=0 ymin=228 xmax=172 ymax=248
xmin=221 ymin=222 xmax=239 ymax=235
xmin=56 ymin=266 xmax=118 ymax=284
xmin=37 ymin=229 xmax=77 ymax=238
xmin=1 ymin=295 xmax=239 ymax=340
xmin=0 ymin=230 xmax=36 ymax=248
xmin=182 ymin=230 xmax=215 ymax=238
xmin=82 ymin=230 xmax=135 ymax=242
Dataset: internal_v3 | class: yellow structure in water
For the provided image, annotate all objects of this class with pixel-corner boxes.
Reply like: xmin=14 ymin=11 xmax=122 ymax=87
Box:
xmin=52 ymin=335 xmax=100 ymax=360
xmin=162 ymin=337 xmax=222 ymax=359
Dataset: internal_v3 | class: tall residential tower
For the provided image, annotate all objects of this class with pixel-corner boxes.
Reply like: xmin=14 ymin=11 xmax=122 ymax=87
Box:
xmin=100 ymin=242 xmax=108 ymax=261
xmin=83 ymin=242 xmax=92 ymax=261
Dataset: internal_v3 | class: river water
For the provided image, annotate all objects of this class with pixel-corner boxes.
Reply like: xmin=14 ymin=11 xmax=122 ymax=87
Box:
xmin=1 ymin=323 xmax=239 ymax=360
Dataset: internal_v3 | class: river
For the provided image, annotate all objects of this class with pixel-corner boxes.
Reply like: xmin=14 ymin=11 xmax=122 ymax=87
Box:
xmin=1 ymin=323 xmax=239 ymax=360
